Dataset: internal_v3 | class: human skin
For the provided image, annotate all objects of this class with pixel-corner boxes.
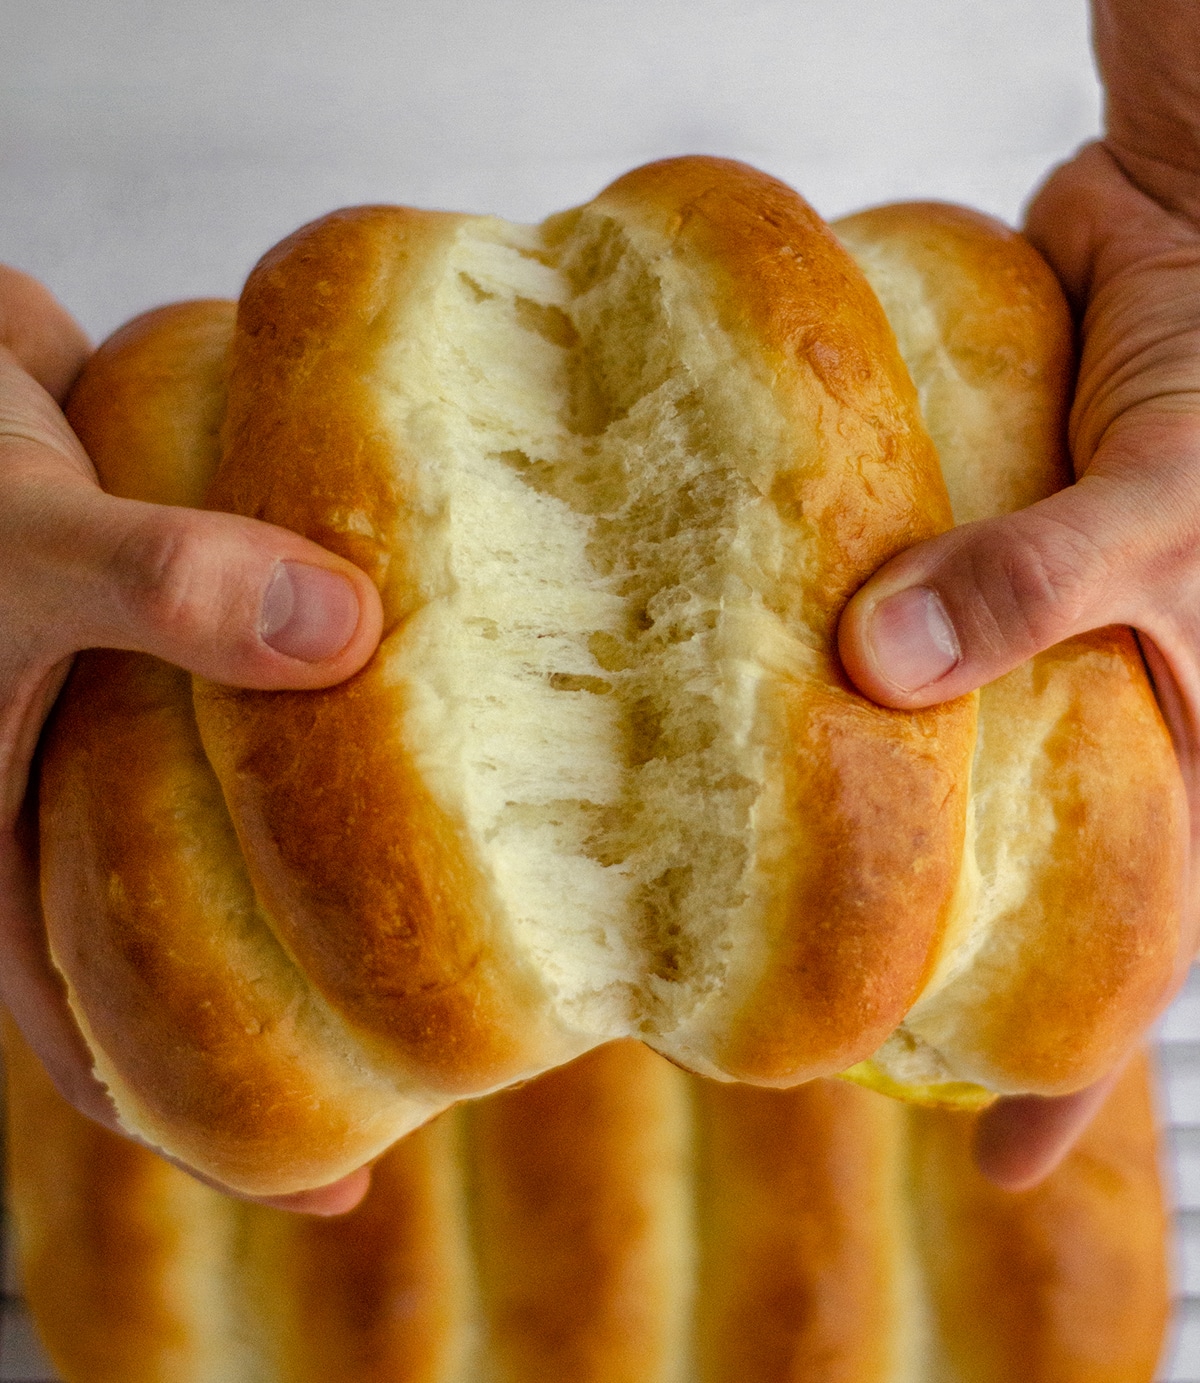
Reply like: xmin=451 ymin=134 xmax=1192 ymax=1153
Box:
xmin=839 ymin=0 xmax=1200 ymax=1187
xmin=0 ymin=266 xmax=382 ymax=1214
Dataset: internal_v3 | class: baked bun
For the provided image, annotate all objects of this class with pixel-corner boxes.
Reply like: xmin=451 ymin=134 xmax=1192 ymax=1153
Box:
xmin=4 ymin=1026 xmax=1170 ymax=1383
xmin=41 ymin=158 xmax=1182 ymax=1195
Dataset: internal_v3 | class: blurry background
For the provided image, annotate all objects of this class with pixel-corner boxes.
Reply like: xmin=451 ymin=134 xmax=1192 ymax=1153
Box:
xmin=9 ymin=3 xmax=1199 ymax=1381
xmin=4 ymin=0 xmax=1099 ymax=340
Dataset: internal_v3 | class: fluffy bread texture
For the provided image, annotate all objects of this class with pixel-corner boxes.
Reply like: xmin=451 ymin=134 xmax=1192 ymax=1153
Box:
xmin=4 ymin=1026 xmax=1170 ymax=1383
xmin=40 ymin=158 xmax=1183 ymax=1194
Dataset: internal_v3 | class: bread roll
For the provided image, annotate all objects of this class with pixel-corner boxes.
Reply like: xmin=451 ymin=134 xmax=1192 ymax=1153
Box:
xmin=40 ymin=158 xmax=1182 ymax=1194
xmin=4 ymin=1024 xmax=1170 ymax=1383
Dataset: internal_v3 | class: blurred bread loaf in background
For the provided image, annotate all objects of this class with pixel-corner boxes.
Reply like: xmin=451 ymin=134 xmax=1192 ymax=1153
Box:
xmin=3 ymin=1026 xmax=1171 ymax=1383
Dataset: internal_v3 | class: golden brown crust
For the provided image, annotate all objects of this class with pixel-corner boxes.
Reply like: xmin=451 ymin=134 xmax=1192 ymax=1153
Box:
xmin=195 ymin=670 xmax=550 ymax=1089
xmin=2 ymin=1014 xmax=226 ymax=1383
xmin=46 ymin=303 xmax=438 ymax=1193
xmin=719 ymin=675 xmax=970 ymax=1080
xmin=195 ymin=207 xmax=571 ymax=1091
xmin=62 ymin=299 xmax=236 ymax=506
xmin=949 ymin=631 xmax=1183 ymax=1090
xmin=260 ymin=1115 xmax=470 ymax=1383
xmin=206 ymin=208 xmax=424 ymax=591
xmin=693 ymin=1075 xmax=903 ymax=1383
xmin=39 ymin=649 xmax=407 ymax=1190
xmin=834 ymin=200 xmax=1076 ymax=522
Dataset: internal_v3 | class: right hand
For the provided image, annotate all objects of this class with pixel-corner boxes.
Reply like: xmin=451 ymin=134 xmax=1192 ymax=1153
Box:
xmin=0 ymin=266 xmax=383 ymax=1214
xmin=838 ymin=141 xmax=1200 ymax=1188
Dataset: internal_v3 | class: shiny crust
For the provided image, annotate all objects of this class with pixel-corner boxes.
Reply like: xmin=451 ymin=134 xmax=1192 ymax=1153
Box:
xmin=2 ymin=1013 xmax=234 ymax=1383
xmin=941 ymin=631 xmax=1184 ymax=1090
xmin=40 ymin=647 xmax=426 ymax=1189
xmin=907 ymin=1049 xmax=1170 ymax=1383
xmin=60 ymin=299 xmax=236 ymax=506
xmin=692 ymin=1075 xmax=904 ymax=1381
xmin=835 ymin=203 xmax=1184 ymax=1095
xmin=5 ymin=1031 xmax=1169 ymax=1383
xmin=468 ymin=1043 xmax=693 ymax=1380
xmin=251 ymin=1114 xmax=469 ymax=1383
xmin=834 ymin=202 xmax=1076 ymax=524
xmin=718 ymin=681 xmax=972 ymax=1081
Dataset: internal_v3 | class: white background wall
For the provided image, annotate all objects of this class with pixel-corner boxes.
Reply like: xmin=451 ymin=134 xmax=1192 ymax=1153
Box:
xmin=2 ymin=0 xmax=1101 ymax=341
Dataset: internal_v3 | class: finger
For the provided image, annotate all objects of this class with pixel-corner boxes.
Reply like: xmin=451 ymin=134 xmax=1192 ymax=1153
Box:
xmin=1 ymin=344 xmax=383 ymax=688
xmin=1022 ymin=142 xmax=1113 ymax=311
xmin=245 ymin=1167 xmax=372 ymax=1217
xmin=153 ymin=1146 xmax=373 ymax=1215
xmin=837 ymin=473 xmax=1137 ymax=707
xmin=0 ymin=266 xmax=91 ymax=403
xmin=972 ymin=1071 xmax=1120 ymax=1192
xmin=8 ymin=473 xmax=384 ymax=689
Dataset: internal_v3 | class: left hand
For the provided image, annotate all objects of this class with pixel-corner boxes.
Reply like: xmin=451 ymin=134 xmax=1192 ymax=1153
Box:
xmin=0 ymin=266 xmax=381 ymax=1215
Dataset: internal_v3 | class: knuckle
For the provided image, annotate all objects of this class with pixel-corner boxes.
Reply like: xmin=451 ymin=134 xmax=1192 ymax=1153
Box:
xmin=110 ymin=512 xmax=222 ymax=642
xmin=964 ymin=516 xmax=1111 ymax=654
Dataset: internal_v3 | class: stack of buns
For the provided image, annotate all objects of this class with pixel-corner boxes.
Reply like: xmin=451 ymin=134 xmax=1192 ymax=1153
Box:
xmin=39 ymin=158 xmax=1184 ymax=1196
xmin=4 ymin=1025 xmax=1170 ymax=1382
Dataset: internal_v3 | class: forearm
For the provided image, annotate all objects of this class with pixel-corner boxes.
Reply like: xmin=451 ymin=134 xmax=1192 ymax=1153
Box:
xmin=1096 ymin=0 xmax=1200 ymax=217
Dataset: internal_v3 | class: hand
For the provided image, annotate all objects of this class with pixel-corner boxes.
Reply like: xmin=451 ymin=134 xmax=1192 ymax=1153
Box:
xmin=0 ymin=266 xmax=383 ymax=1214
xmin=838 ymin=141 xmax=1200 ymax=1189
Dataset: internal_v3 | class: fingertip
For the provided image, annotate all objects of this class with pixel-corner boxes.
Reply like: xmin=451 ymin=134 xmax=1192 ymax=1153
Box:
xmin=241 ymin=534 xmax=384 ymax=686
xmin=973 ymin=1100 xmax=1064 ymax=1192
xmin=260 ymin=562 xmax=361 ymax=664
xmin=251 ymin=1166 xmax=372 ymax=1217
xmin=839 ymin=582 xmax=961 ymax=705
xmin=264 ymin=554 xmax=383 ymax=685
xmin=973 ymin=1078 xmax=1116 ymax=1192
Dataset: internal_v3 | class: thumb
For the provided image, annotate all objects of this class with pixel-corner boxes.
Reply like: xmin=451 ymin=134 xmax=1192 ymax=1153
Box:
xmin=837 ymin=474 xmax=1129 ymax=707
xmin=24 ymin=477 xmax=383 ymax=689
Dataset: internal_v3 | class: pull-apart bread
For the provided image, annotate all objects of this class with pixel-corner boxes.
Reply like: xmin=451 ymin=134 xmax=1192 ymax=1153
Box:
xmin=5 ymin=1029 xmax=1171 ymax=1383
xmin=41 ymin=157 xmax=1183 ymax=1194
